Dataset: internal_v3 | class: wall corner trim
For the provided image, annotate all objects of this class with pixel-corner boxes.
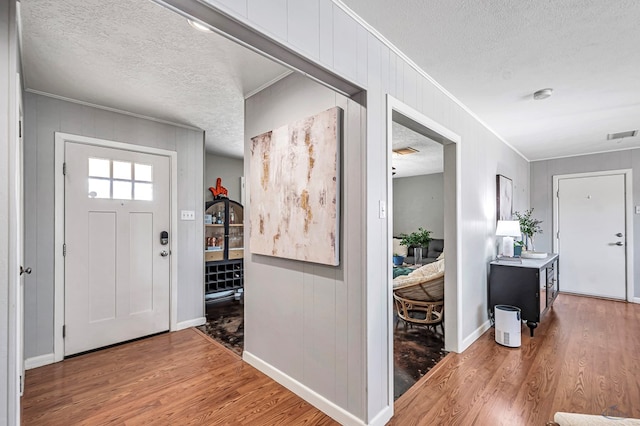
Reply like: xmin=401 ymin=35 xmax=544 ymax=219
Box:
xmin=25 ymin=353 xmax=56 ymax=370
xmin=243 ymin=351 xmax=368 ymax=426
xmin=460 ymin=320 xmax=492 ymax=352
xmin=176 ymin=317 xmax=206 ymax=330
xmin=367 ymin=406 xmax=394 ymax=426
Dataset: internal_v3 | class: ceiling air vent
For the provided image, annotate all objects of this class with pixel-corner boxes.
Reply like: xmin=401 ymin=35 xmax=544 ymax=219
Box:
xmin=607 ymin=130 xmax=638 ymax=140
xmin=392 ymin=147 xmax=419 ymax=155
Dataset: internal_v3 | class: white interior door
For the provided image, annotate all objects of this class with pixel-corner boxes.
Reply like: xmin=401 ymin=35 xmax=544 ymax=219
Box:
xmin=557 ymin=173 xmax=626 ymax=299
xmin=64 ymin=142 xmax=171 ymax=356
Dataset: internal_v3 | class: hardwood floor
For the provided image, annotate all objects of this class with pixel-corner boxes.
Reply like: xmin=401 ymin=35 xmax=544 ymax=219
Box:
xmin=22 ymin=294 xmax=640 ymax=425
xmin=22 ymin=328 xmax=337 ymax=425
xmin=391 ymin=293 xmax=640 ymax=425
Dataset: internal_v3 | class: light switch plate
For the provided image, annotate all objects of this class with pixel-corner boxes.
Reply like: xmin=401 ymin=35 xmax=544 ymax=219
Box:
xmin=181 ymin=210 xmax=195 ymax=220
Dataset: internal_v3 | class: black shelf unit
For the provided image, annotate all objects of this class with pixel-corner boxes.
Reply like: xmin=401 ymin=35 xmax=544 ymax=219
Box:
xmin=205 ymin=259 xmax=243 ymax=293
xmin=204 ymin=199 xmax=244 ymax=297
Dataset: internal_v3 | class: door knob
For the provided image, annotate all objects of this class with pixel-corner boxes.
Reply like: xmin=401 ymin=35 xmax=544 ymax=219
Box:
xmin=160 ymin=251 xmax=169 ymax=257
xmin=616 ymin=233 xmax=623 ymax=237
xmin=615 ymin=242 xmax=624 ymax=246
xmin=20 ymin=266 xmax=32 ymax=275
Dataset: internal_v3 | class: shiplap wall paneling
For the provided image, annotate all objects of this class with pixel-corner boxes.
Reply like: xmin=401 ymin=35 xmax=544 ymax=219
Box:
xmin=363 ymin=28 xmax=388 ymax=420
xmin=318 ymin=1 xmax=334 ymax=68
xmin=332 ymin=7 xmax=358 ymax=82
xmin=288 ymin=0 xmax=320 ymax=59
xmin=177 ymin=127 xmax=205 ymax=321
xmin=189 ymin=0 xmax=531 ymax=423
xmin=244 ymin=73 xmax=366 ymax=420
xmin=23 ymin=93 xmax=205 ymax=359
xmin=247 ymin=0 xmax=287 ymax=41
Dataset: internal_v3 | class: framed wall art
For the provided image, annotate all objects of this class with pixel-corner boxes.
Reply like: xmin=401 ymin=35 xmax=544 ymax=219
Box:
xmin=496 ymin=174 xmax=513 ymax=221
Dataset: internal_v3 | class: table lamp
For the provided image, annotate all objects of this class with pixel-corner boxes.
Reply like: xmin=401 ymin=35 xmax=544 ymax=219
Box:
xmin=496 ymin=220 xmax=521 ymax=257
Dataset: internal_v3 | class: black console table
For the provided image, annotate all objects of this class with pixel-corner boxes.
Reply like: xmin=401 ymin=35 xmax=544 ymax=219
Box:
xmin=489 ymin=254 xmax=559 ymax=337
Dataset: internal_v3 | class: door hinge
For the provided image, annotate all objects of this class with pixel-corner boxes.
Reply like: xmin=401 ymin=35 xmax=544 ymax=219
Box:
xmin=19 ymin=120 xmax=22 ymax=138
xmin=62 ymin=325 xmax=66 ymax=338
xmin=63 ymin=243 xmax=66 ymax=257
xmin=19 ymin=375 xmax=23 ymax=394
xmin=556 ymin=190 xmax=559 ymax=198
xmin=556 ymin=231 xmax=559 ymax=239
xmin=63 ymin=162 xmax=67 ymax=175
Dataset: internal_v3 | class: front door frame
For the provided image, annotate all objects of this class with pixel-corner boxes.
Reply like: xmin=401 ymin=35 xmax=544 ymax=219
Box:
xmin=552 ymin=169 xmax=634 ymax=302
xmin=53 ymin=132 xmax=179 ymax=362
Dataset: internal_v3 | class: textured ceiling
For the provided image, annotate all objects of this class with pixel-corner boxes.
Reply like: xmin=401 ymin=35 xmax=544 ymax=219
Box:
xmin=392 ymin=121 xmax=443 ymax=178
xmin=20 ymin=0 xmax=290 ymax=158
xmin=340 ymin=0 xmax=640 ymax=160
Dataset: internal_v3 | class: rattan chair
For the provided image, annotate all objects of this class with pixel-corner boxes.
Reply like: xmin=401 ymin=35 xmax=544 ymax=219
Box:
xmin=392 ymin=260 xmax=444 ymax=332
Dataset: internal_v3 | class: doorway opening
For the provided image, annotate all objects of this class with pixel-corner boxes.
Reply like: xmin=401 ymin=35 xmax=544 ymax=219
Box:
xmin=386 ymin=95 xmax=461 ymax=403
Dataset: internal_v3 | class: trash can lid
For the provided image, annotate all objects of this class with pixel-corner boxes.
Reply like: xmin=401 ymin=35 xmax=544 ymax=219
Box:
xmin=495 ymin=305 xmax=520 ymax=312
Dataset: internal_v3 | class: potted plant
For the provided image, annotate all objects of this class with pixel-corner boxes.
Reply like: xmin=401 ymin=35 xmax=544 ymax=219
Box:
xmin=514 ymin=240 xmax=524 ymax=257
xmin=399 ymin=227 xmax=432 ymax=264
xmin=392 ymin=253 xmax=405 ymax=266
xmin=513 ymin=209 xmax=542 ymax=252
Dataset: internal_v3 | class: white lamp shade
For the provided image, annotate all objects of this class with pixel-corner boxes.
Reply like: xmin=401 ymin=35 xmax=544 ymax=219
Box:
xmin=496 ymin=220 xmax=521 ymax=237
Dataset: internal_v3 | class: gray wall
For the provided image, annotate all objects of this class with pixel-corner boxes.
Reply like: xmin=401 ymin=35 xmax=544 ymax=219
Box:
xmin=245 ymin=72 xmax=366 ymax=419
xmin=199 ymin=1 xmax=530 ymax=421
xmin=23 ymin=92 xmax=205 ymax=359
xmin=531 ymin=149 xmax=640 ymax=297
xmin=205 ymin=153 xmax=243 ymax=203
xmin=393 ymin=173 xmax=444 ymax=238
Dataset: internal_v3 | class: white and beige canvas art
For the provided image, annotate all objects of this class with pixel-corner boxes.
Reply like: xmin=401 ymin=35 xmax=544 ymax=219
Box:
xmin=249 ymin=107 xmax=341 ymax=266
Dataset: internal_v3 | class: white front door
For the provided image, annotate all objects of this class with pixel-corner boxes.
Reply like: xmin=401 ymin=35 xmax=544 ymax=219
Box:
xmin=556 ymin=173 xmax=627 ymax=299
xmin=64 ymin=142 xmax=171 ymax=356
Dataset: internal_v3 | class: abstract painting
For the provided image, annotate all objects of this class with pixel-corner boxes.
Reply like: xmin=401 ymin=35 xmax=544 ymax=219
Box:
xmin=496 ymin=174 xmax=513 ymax=221
xmin=249 ymin=107 xmax=341 ymax=265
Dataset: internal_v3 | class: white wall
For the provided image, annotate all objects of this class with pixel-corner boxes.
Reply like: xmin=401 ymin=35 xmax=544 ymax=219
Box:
xmin=393 ymin=173 xmax=444 ymax=238
xmin=23 ymin=92 xmax=205 ymax=359
xmin=244 ymin=72 xmax=366 ymax=421
xmin=531 ymin=149 xmax=640 ymax=297
xmin=204 ymin=153 xmax=243 ymax=203
xmin=191 ymin=1 xmax=529 ymax=423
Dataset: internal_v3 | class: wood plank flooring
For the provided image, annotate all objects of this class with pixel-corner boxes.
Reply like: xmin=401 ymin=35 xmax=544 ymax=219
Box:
xmin=390 ymin=293 xmax=640 ymax=425
xmin=22 ymin=328 xmax=337 ymax=425
xmin=22 ymin=294 xmax=640 ymax=425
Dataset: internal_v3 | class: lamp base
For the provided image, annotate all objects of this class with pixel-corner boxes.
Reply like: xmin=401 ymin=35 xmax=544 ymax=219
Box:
xmin=501 ymin=236 xmax=514 ymax=258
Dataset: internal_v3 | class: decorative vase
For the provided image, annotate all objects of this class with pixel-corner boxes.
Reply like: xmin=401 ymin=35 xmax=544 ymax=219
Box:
xmin=525 ymin=235 xmax=535 ymax=251
xmin=414 ymin=247 xmax=423 ymax=265
xmin=393 ymin=255 xmax=404 ymax=266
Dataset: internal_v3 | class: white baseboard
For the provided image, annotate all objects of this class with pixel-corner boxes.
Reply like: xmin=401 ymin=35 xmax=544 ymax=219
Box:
xmin=633 ymin=297 xmax=640 ymax=304
xmin=25 ymin=353 xmax=56 ymax=370
xmin=460 ymin=320 xmax=492 ymax=352
xmin=176 ymin=316 xmax=206 ymax=330
xmin=243 ymin=351 xmax=370 ymax=426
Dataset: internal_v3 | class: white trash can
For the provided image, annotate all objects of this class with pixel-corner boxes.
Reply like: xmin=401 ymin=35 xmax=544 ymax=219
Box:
xmin=494 ymin=305 xmax=521 ymax=347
